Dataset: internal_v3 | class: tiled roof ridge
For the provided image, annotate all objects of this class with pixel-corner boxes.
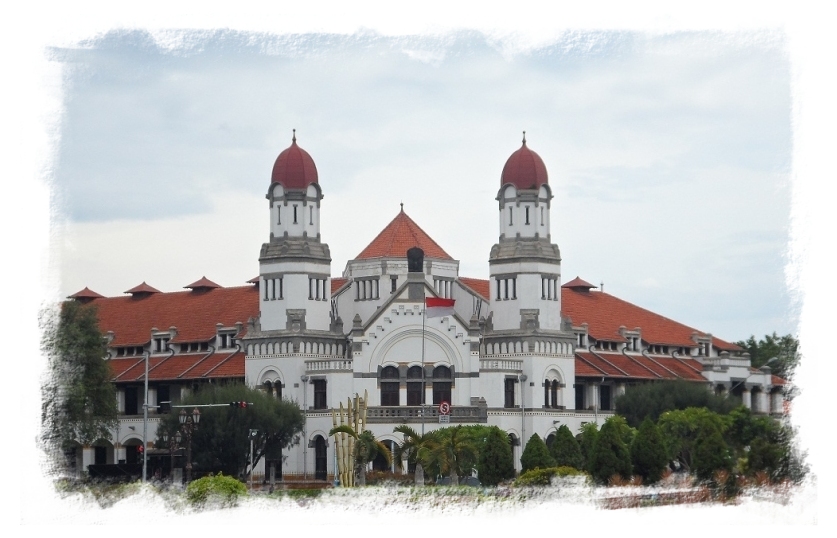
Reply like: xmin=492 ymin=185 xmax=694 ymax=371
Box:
xmin=202 ymin=348 xmax=242 ymax=377
xmin=640 ymin=350 xmax=681 ymax=379
xmin=112 ymin=356 xmax=147 ymax=381
xmin=615 ymin=347 xmax=662 ymax=378
xmin=589 ymin=347 xmax=631 ymax=377
xmin=575 ymin=352 xmax=611 ymax=377
xmin=356 ymin=211 xmax=453 ymax=260
xmin=457 ymin=277 xmax=490 ymax=301
xmin=144 ymin=349 xmax=177 ymax=379
xmin=178 ymin=347 xmax=218 ymax=379
xmin=679 ymin=357 xmax=703 ymax=374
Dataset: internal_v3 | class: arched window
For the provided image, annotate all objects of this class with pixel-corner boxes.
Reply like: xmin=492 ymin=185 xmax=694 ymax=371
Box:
xmin=380 ymin=366 xmax=400 ymax=406
xmin=551 ymin=380 xmax=559 ymax=408
xmin=407 ymin=366 xmax=424 ymax=406
xmin=432 ymin=365 xmax=452 ymax=405
xmin=314 ymin=436 xmax=327 ymax=481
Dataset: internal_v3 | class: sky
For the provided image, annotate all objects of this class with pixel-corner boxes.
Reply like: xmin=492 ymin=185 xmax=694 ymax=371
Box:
xmin=8 ymin=1 xmax=835 ymax=527
xmin=51 ymin=28 xmax=793 ymax=343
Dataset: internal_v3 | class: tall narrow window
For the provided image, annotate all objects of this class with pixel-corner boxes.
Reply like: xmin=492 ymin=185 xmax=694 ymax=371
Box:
xmin=407 ymin=366 xmax=424 ymax=406
xmin=277 ymin=206 xmax=281 ymax=224
xmin=496 ymin=278 xmax=501 ymax=300
xmin=600 ymin=385 xmax=611 ymax=411
xmin=504 ymin=378 xmax=516 ymax=408
xmin=391 ymin=275 xmax=397 ymax=293
xmin=380 ymin=366 xmax=400 ymax=406
xmin=574 ymin=383 xmax=585 ymax=410
xmin=293 ymin=205 xmax=298 ymax=224
xmin=551 ymin=380 xmax=559 ymax=409
xmin=432 ymin=366 xmax=452 ymax=405
xmin=540 ymin=207 xmax=544 ymax=225
xmin=264 ymin=278 xmax=269 ymax=300
xmin=309 ymin=206 xmax=313 ymax=225
xmin=525 ymin=207 xmax=530 ymax=224
xmin=313 ymin=379 xmax=327 ymax=409
xmin=508 ymin=206 xmax=513 ymax=225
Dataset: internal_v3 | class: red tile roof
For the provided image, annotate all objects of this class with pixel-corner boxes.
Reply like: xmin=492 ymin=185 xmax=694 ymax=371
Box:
xmin=562 ymin=276 xmax=597 ymax=290
xmin=356 ymin=210 xmax=453 ymax=261
xmin=124 ymin=282 xmax=162 ymax=295
xmin=108 ymin=351 xmax=245 ymax=382
xmin=458 ymin=277 xmax=490 ymax=301
xmin=562 ymin=287 xmax=741 ymax=351
xmin=271 ymin=132 xmax=318 ymax=190
xmin=331 ymin=277 xmax=349 ymax=295
xmin=185 ymin=276 xmax=220 ymax=290
xmin=69 ymin=287 xmax=105 ymax=300
xmin=574 ymin=351 xmax=706 ymax=381
xmin=93 ymin=285 xmax=259 ymax=346
xmin=501 ymin=137 xmax=549 ymax=190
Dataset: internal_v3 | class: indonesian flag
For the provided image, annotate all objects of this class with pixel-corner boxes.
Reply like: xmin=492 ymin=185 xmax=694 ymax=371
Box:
xmin=425 ymin=297 xmax=456 ymax=318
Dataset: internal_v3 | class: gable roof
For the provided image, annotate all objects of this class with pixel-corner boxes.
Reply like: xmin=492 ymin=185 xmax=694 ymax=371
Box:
xmin=93 ymin=285 xmax=259 ymax=346
xmin=355 ymin=210 xmax=453 ymax=261
xmin=458 ymin=277 xmax=490 ymax=302
xmin=562 ymin=286 xmax=740 ymax=351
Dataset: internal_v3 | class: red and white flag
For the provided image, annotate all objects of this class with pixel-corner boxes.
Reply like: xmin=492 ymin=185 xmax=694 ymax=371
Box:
xmin=425 ymin=297 xmax=455 ymax=318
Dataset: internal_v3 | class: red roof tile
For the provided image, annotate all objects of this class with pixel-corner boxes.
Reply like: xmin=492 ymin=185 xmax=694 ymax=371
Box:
xmin=108 ymin=352 xmax=246 ymax=382
xmin=458 ymin=277 xmax=490 ymax=301
xmin=94 ymin=285 xmax=259 ymax=346
xmin=574 ymin=351 xmax=706 ymax=381
xmin=771 ymin=375 xmax=787 ymax=386
xmin=69 ymin=287 xmax=105 ymax=300
xmin=331 ymin=277 xmax=349 ymax=295
xmin=562 ymin=277 xmax=597 ymax=290
xmin=124 ymin=282 xmax=162 ymax=295
xmin=185 ymin=276 xmax=221 ymax=290
xmin=356 ymin=210 xmax=453 ymax=261
xmin=562 ymin=287 xmax=741 ymax=351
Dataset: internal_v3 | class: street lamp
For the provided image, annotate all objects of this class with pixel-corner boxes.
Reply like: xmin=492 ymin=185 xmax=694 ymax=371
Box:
xmin=179 ymin=407 xmax=200 ymax=483
xmin=161 ymin=428 xmax=182 ymax=483
xmin=301 ymin=375 xmax=309 ymax=481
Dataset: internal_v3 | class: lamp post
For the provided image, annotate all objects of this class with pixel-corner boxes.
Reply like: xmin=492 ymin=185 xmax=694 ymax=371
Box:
xmin=161 ymin=429 xmax=182 ymax=483
xmin=179 ymin=408 xmax=200 ymax=483
xmin=518 ymin=373 xmax=527 ymax=465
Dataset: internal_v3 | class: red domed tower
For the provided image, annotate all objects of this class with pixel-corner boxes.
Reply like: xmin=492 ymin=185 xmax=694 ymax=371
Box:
xmin=258 ymin=131 xmax=332 ymax=332
xmin=489 ymin=132 xmax=564 ymax=333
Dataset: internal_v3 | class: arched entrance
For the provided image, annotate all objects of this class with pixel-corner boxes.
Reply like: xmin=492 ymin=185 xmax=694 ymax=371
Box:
xmin=314 ymin=436 xmax=328 ymax=481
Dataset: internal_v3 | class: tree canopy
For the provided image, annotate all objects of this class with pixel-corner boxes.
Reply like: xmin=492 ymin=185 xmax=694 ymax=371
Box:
xmin=549 ymin=425 xmax=584 ymax=470
xmin=155 ymin=382 xmax=303 ymax=478
xmin=520 ymin=434 xmax=555 ymax=472
xmin=630 ymin=418 xmax=668 ymax=483
xmin=588 ymin=417 xmax=632 ymax=483
xmin=477 ymin=426 xmax=515 ymax=486
xmin=614 ymin=379 xmax=737 ymax=428
xmin=42 ymin=301 xmax=118 ymax=451
xmin=735 ymin=332 xmax=800 ymax=380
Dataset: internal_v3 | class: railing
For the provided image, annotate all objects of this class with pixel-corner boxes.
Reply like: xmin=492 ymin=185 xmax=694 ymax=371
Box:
xmin=365 ymin=405 xmax=488 ymax=424
xmin=479 ymin=359 xmax=523 ymax=372
xmin=304 ymin=359 xmax=353 ymax=373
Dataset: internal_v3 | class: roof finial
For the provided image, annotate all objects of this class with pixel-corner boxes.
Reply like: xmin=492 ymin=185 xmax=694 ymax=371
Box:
xmin=400 ymin=201 xmax=404 ymax=212
xmin=292 ymin=128 xmax=296 ymax=143
xmin=522 ymin=130 xmax=526 ymax=145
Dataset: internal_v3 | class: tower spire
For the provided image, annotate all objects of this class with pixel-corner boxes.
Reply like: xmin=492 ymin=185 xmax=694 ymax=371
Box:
xmin=292 ymin=128 xmax=296 ymax=143
xmin=522 ymin=130 xmax=526 ymax=145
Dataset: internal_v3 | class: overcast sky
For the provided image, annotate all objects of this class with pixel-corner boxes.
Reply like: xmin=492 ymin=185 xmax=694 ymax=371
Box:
xmin=50 ymin=29 xmax=794 ymax=343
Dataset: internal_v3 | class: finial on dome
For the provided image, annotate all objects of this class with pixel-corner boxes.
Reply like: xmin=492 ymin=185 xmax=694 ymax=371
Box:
xmin=292 ymin=129 xmax=296 ymax=143
xmin=522 ymin=130 xmax=526 ymax=145
xmin=400 ymin=201 xmax=404 ymax=212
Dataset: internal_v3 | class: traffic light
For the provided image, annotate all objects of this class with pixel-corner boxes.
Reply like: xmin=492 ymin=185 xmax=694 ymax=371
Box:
xmin=229 ymin=401 xmax=248 ymax=408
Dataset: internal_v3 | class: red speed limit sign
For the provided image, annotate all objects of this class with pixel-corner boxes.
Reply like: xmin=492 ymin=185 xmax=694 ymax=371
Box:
xmin=439 ymin=401 xmax=451 ymax=415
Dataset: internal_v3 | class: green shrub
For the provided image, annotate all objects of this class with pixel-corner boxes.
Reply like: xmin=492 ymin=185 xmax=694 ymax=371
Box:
xmin=514 ymin=466 xmax=586 ymax=486
xmin=588 ymin=417 xmax=632 ymax=484
xmin=185 ymin=473 xmax=247 ymax=507
xmin=520 ymin=434 xmax=555 ymax=472
xmin=550 ymin=425 xmax=584 ymax=469
xmin=630 ymin=418 xmax=668 ymax=484
xmin=477 ymin=427 xmax=515 ymax=486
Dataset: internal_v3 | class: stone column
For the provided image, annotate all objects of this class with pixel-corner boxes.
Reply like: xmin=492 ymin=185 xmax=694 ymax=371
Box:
xmin=741 ymin=387 xmax=752 ymax=409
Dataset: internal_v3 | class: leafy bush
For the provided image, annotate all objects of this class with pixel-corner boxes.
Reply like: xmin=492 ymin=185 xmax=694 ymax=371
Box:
xmin=185 ymin=473 xmax=247 ymax=507
xmin=630 ymin=418 xmax=668 ymax=484
xmin=588 ymin=417 xmax=632 ymax=484
xmin=550 ymin=425 xmax=584 ymax=470
xmin=514 ymin=466 xmax=586 ymax=486
xmin=520 ymin=434 xmax=555 ymax=472
xmin=477 ymin=427 xmax=515 ymax=486
xmin=615 ymin=380 xmax=737 ymax=428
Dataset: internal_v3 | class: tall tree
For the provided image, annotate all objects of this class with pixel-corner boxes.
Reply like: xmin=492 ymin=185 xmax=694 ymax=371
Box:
xmin=588 ymin=417 xmax=633 ymax=484
xmin=156 ymin=382 xmax=303 ymax=478
xmin=549 ymin=425 xmax=584 ymax=470
xmin=393 ymin=425 xmax=435 ymax=486
xmin=41 ymin=301 xmax=118 ymax=453
xmin=735 ymin=332 xmax=800 ymax=380
xmin=420 ymin=425 xmax=478 ymax=485
xmin=630 ymin=418 xmax=668 ymax=484
xmin=614 ymin=380 xmax=737 ymax=428
xmin=477 ymin=427 xmax=515 ymax=486
xmin=657 ymin=407 xmax=730 ymax=472
xmin=577 ymin=422 xmax=599 ymax=472
xmin=520 ymin=434 xmax=555 ymax=472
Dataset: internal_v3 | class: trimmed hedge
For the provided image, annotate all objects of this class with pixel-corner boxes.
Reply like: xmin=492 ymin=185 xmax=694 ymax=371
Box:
xmin=185 ymin=473 xmax=247 ymax=507
xmin=514 ymin=466 xmax=586 ymax=486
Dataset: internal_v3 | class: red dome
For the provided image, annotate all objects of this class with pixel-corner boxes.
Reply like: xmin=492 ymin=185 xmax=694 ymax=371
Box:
xmin=500 ymin=135 xmax=548 ymax=189
xmin=271 ymin=131 xmax=318 ymax=189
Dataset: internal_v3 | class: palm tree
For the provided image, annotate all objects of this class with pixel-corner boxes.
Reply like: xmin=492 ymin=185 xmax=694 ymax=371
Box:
xmin=421 ymin=426 xmax=478 ymax=486
xmin=393 ymin=425 xmax=435 ymax=486
xmin=329 ymin=425 xmax=392 ymax=486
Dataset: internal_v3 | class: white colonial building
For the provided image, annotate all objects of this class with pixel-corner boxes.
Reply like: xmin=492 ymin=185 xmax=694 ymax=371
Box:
xmin=67 ymin=133 xmax=786 ymax=481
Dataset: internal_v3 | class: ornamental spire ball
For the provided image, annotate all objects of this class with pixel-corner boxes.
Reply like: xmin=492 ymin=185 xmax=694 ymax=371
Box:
xmin=500 ymin=131 xmax=548 ymax=190
xmin=271 ymin=130 xmax=318 ymax=189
